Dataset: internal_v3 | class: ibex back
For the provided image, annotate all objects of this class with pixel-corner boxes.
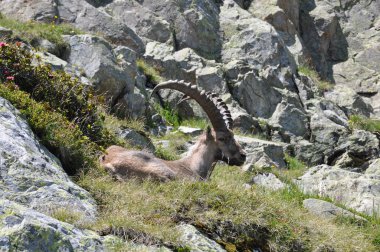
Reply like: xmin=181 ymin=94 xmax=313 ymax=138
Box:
xmin=100 ymin=80 xmax=246 ymax=181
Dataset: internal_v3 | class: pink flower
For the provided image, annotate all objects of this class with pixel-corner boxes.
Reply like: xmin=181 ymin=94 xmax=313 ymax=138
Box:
xmin=6 ymin=76 xmax=14 ymax=81
xmin=0 ymin=42 xmax=8 ymax=47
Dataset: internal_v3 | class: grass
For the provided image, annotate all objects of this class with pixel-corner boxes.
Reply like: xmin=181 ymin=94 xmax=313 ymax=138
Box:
xmin=78 ymin=163 xmax=380 ymax=251
xmin=137 ymin=59 xmax=163 ymax=85
xmin=0 ymin=13 xmax=81 ymax=48
xmin=298 ymin=65 xmax=333 ymax=92
xmin=153 ymin=102 xmax=182 ymax=128
xmin=181 ymin=118 xmax=209 ymax=129
xmin=349 ymin=114 xmax=380 ymax=133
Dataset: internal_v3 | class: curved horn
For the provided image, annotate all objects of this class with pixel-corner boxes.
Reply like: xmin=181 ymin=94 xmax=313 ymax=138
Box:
xmin=152 ymin=80 xmax=233 ymax=131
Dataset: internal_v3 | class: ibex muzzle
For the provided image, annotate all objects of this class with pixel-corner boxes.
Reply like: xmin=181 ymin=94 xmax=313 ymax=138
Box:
xmin=100 ymin=80 xmax=246 ymax=181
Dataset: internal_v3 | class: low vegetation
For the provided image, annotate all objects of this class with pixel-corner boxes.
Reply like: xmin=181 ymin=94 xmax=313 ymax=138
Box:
xmin=349 ymin=114 xmax=380 ymax=133
xmin=137 ymin=59 xmax=163 ymax=85
xmin=0 ymin=13 xmax=80 ymax=48
xmin=297 ymin=65 xmax=333 ymax=92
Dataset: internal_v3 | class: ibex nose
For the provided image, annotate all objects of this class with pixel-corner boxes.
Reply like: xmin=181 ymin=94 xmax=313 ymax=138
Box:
xmin=241 ymin=152 xmax=247 ymax=160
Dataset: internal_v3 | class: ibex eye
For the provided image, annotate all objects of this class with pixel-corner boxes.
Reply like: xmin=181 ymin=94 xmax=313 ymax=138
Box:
xmin=218 ymin=138 xmax=225 ymax=141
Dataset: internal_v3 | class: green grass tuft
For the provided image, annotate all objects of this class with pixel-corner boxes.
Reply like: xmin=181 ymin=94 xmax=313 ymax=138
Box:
xmin=298 ymin=65 xmax=333 ymax=92
xmin=349 ymin=114 xmax=380 ymax=133
xmin=137 ymin=59 xmax=163 ymax=84
xmin=0 ymin=14 xmax=81 ymax=48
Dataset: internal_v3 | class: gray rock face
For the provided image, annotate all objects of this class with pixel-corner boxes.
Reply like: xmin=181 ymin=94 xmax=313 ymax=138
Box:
xmin=294 ymin=99 xmax=350 ymax=166
xmin=0 ymin=199 xmax=119 ymax=251
xmin=0 ymin=0 xmax=56 ymax=22
xmin=178 ymin=224 xmax=225 ymax=252
xmin=300 ymin=0 xmax=380 ymax=117
xmin=303 ymin=198 xmax=367 ymax=221
xmin=118 ymin=129 xmax=155 ymax=153
xmin=220 ymin=1 xmax=308 ymax=138
xmin=0 ymin=0 xmax=145 ymax=53
xmin=325 ymin=85 xmax=373 ymax=117
xmin=251 ymin=173 xmax=286 ymax=191
xmin=0 ymin=97 xmax=97 ymax=222
xmin=63 ymin=35 xmax=135 ymax=104
xmin=296 ymin=164 xmax=380 ymax=215
xmin=237 ymin=136 xmax=286 ymax=169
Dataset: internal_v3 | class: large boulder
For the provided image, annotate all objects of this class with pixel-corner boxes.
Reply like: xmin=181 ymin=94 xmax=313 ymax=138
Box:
xmin=296 ymin=164 xmax=380 ymax=216
xmin=237 ymin=136 xmax=287 ymax=169
xmin=0 ymin=97 xmax=97 ymax=222
xmin=303 ymin=198 xmax=367 ymax=221
xmin=178 ymin=224 xmax=226 ymax=252
xmin=63 ymin=35 xmax=136 ymax=105
xmin=0 ymin=199 xmax=119 ymax=251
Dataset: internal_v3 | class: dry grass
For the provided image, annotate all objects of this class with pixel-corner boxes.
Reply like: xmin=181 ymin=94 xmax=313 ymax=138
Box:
xmin=78 ymin=161 xmax=379 ymax=251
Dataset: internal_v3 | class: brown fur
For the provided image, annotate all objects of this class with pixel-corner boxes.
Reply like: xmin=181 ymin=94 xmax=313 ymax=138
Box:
xmin=100 ymin=128 xmax=246 ymax=181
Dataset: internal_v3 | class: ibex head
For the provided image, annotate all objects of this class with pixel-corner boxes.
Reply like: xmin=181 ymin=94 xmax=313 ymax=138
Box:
xmin=152 ymin=80 xmax=246 ymax=166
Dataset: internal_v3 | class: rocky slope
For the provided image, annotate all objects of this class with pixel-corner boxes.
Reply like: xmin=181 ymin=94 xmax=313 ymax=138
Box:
xmin=0 ymin=0 xmax=380 ymax=251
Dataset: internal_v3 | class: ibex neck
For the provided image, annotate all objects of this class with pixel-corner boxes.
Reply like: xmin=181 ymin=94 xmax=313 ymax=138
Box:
xmin=180 ymin=138 xmax=217 ymax=179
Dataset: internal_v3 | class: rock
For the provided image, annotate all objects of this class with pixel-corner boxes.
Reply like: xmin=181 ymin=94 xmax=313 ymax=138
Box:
xmin=269 ymin=99 xmax=309 ymax=137
xmin=0 ymin=97 xmax=97 ymax=223
xmin=117 ymin=128 xmax=155 ymax=152
xmin=294 ymin=75 xmax=320 ymax=105
xmin=295 ymin=164 xmax=380 ymax=215
xmin=114 ymin=90 xmax=147 ymax=119
xmin=364 ymin=159 xmax=380 ymax=176
xmin=101 ymin=1 xmax=172 ymax=44
xmin=63 ymin=35 xmax=135 ymax=104
xmin=0 ymin=26 xmax=13 ymax=37
xmin=237 ymin=136 xmax=286 ymax=169
xmin=196 ymin=66 xmax=228 ymax=94
xmin=113 ymin=46 xmax=137 ymax=71
xmin=332 ymin=130 xmax=380 ymax=167
xmin=30 ymin=38 xmax=66 ymax=57
xmin=0 ymin=0 xmax=56 ymax=22
xmin=0 ymin=0 xmax=145 ymax=53
xmin=325 ymin=85 xmax=373 ymax=117
xmin=220 ymin=2 xmax=309 ymax=138
xmin=178 ymin=224 xmax=226 ymax=252
xmin=0 ymin=199 xmax=124 ymax=251
xmin=251 ymin=173 xmax=286 ymax=191
xmin=143 ymin=0 xmax=222 ymax=60
xmin=294 ymin=99 xmax=350 ymax=166
xmin=33 ymin=52 xmax=68 ymax=71
xmin=303 ymin=198 xmax=367 ymax=221
xmin=178 ymin=126 xmax=204 ymax=137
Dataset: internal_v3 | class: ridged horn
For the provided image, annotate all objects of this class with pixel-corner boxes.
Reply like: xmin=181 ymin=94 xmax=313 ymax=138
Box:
xmin=152 ymin=80 xmax=233 ymax=131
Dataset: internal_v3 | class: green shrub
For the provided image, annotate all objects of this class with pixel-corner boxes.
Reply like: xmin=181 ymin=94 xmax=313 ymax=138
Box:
xmin=154 ymin=102 xmax=182 ymax=128
xmin=349 ymin=115 xmax=380 ymax=133
xmin=0 ymin=83 xmax=100 ymax=174
xmin=0 ymin=42 xmax=118 ymax=146
xmin=0 ymin=13 xmax=80 ymax=48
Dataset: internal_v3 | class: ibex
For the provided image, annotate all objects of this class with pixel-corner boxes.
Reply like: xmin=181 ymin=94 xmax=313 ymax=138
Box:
xmin=100 ymin=80 xmax=246 ymax=181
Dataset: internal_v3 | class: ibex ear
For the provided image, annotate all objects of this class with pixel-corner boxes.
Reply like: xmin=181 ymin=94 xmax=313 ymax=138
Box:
xmin=206 ymin=126 xmax=212 ymax=140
